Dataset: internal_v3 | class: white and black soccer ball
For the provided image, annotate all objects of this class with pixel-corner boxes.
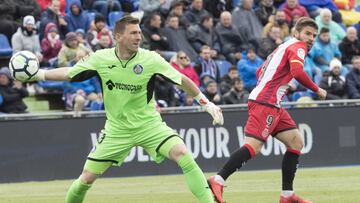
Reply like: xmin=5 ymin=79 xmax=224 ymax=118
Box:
xmin=9 ymin=51 xmax=39 ymax=82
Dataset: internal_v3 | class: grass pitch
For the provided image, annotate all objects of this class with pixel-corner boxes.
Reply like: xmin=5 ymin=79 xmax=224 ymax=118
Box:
xmin=0 ymin=166 xmax=359 ymax=203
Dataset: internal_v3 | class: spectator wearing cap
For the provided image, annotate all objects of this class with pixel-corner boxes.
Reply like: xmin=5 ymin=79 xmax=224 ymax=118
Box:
xmin=346 ymin=56 xmax=360 ymax=99
xmin=187 ymin=15 xmax=221 ymax=58
xmin=309 ymin=27 xmax=342 ymax=73
xmin=237 ymin=47 xmax=263 ymax=92
xmin=39 ymin=0 xmax=68 ymax=40
xmin=65 ymin=0 xmax=90 ymax=33
xmin=41 ymin=22 xmax=62 ymax=67
xmin=319 ymin=58 xmax=346 ymax=100
xmin=75 ymin=29 xmax=91 ymax=49
xmin=0 ymin=67 xmax=28 ymax=114
xmin=183 ymin=0 xmax=211 ymax=26
xmin=339 ymin=27 xmax=360 ymax=67
xmin=203 ymin=79 xmax=223 ymax=105
xmin=315 ymin=8 xmax=345 ymax=44
xmin=58 ymin=32 xmax=92 ymax=67
xmin=215 ymin=11 xmax=250 ymax=64
xmin=282 ymin=0 xmax=309 ymax=26
xmin=222 ymin=78 xmax=249 ymax=104
xmin=87 ymin=14 xmax=113 ymax=51
xmin=11 ymin=15 xmax=43 ymax=62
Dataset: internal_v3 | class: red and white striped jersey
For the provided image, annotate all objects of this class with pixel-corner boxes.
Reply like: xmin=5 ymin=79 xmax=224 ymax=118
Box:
xmin=249 ymin=38 xmax=307 ymax=107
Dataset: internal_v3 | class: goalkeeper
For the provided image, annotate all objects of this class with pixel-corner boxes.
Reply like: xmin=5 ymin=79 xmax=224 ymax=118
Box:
xmin=27 ymin=15 xmax=223 ymax=203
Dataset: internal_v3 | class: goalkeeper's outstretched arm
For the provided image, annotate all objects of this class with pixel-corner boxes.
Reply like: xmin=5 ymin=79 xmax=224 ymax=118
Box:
xmin=35 ymin=67 xmax=72 ymax=81
xmin=179 ymin=75 xmax=224 ymax=125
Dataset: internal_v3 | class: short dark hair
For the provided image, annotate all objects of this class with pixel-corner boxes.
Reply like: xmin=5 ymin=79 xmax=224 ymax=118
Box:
xmin=319 ymin=27 xmax=330 ymax=34
xmin=294 ymin=17 xmax=318 ymax=33
xmin=200 ymin=15 xmax=212 ymax=24
xmin=200 ymin=45 xmax=211 ymax=53
xmin=114 ymin=15 xmax=140 ymax=34
xmin=171 ymin=0 xmax=183 ymax=9
xmin=228 ymin=66 xmax=238 ymax=72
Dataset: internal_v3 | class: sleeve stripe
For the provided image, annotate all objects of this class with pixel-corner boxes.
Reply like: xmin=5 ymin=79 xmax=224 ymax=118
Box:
xmin=290 ymin=60 xmax=304 ymax=65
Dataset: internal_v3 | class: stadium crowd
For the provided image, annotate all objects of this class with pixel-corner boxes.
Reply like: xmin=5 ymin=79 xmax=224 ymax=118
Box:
xmin=1 ymin=0 xmax=360 ymax=114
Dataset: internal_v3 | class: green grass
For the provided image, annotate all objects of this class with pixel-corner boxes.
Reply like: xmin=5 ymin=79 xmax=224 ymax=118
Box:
xmin=0 ymin=166 xmax=359 ymax=203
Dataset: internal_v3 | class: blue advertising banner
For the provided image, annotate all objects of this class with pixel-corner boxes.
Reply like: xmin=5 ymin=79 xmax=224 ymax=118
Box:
xmin=0 ymin=106 xmax=359 ymax=183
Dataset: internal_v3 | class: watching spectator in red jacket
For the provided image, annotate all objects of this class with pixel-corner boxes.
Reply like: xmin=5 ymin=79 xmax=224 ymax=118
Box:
xmin=282 ymin=0 xmax=309 ymax=25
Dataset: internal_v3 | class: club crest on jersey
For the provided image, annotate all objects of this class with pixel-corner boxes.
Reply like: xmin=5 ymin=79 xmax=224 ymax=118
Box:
xmin=297 ymin=48 xmax=305 ymax=60
xmin=133 ymin=64 xmax=143 ymax=75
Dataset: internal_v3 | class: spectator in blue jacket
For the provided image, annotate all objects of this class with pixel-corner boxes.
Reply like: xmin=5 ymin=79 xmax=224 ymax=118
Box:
xmin=346 ymin=56 xmax=360 ymax=99
xmin=63 ymin=76 xmax=102 ymax=114
xmin=309 ymin=27 xmax=342 ymax=73
xmin=237 ymin=47 xmax=263 ymax=92
xmin=65 ymin=0 xmax=90 ymax=33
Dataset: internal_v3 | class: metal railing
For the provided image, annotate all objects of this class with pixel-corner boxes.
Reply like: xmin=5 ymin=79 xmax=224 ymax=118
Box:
xmin=1 ymin=99 xmax=360 ymax=121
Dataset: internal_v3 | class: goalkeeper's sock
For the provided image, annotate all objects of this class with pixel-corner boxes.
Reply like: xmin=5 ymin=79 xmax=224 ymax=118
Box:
xmin=178 ymin=153 xmax=213 ymax=203
xmin=218 ymin=144 xmax=255 ymax=181
xmin=282 ymin=149 xmax=300 ymax=191
xmin=65 ymin=178 xmax=92 ymax=203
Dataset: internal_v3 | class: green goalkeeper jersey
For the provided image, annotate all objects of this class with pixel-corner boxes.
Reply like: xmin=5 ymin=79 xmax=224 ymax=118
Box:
xmin=68 ymin=47 xmax=182 ymax=132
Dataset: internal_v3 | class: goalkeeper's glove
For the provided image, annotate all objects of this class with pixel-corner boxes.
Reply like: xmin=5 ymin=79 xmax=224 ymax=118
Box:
xmin=194 ymin=92 xmax=224 ymax=125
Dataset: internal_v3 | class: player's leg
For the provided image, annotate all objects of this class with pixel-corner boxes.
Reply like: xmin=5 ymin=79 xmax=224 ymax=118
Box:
xmin=65 ymin=161 xmax=112 ymax=203
xmin=209 ymin=102 xmax=277 ymax=202
xmin=273 ymin=109 xmax=311 ymax=203
xmin=157 ymin=136 xmax=213 ymax=203
xmin=66 ymin=129 xmax=134 ymax=203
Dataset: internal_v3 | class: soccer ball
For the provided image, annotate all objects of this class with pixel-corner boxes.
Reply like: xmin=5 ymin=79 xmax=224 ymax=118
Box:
xmin=9 ymin=51 xmax=39 ymax=81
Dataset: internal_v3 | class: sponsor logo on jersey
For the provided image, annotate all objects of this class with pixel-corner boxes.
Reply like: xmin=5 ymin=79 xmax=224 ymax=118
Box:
xmin=297 ymin=48 xmax=305 ymax=60
xmin=133 ymin=64 xmax=143 ymax=75
xmin=107 ymin=65 xmax=116 ymax=69
xmin=105 ymin=80 xmax=142 ymax=93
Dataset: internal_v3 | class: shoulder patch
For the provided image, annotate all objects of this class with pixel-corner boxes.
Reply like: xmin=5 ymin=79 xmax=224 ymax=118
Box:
xmin=297 ymin=48 xmax=305 ymax=60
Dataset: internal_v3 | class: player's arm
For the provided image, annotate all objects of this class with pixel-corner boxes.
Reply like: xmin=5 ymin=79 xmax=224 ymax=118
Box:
xmin=288 ymin=45 xmax=327 ymax=99
xmin=179 ymin=75 xmax=224 ymax=125
xmin=30 ymin=67 xmax=71 ymax=81
xmin=31 ymin=51 xmax=99 ymax=82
